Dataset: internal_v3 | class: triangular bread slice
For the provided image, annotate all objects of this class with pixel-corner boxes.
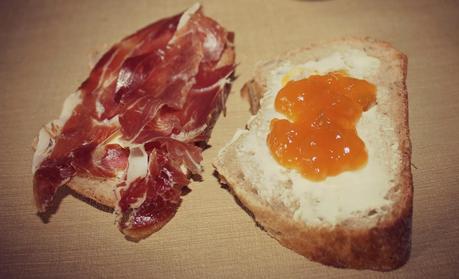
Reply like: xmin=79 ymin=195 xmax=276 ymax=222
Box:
xmin=213 ymin=38 xmax=412 ymax=270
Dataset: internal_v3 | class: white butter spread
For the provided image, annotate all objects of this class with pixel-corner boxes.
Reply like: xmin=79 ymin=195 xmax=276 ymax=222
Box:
xmin=233 ymin=49 xmax=399 ymax=225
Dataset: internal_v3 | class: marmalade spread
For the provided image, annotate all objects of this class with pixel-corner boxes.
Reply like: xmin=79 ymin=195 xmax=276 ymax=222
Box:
xmin=267 ymin=72 xmax=376 ymax=181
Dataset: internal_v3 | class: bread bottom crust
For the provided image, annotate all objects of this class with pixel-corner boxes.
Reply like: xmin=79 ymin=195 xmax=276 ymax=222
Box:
xmin=216 ymin=171 xmax=412 ymax=271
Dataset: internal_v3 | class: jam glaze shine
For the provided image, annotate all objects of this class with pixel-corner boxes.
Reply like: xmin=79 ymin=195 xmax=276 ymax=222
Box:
xmin=267 ymin=72 xmax=376 ymax=181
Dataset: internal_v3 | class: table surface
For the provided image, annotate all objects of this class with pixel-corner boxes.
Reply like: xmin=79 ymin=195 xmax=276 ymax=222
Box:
xmin=1 ymin=0 xmax=458 ymax=278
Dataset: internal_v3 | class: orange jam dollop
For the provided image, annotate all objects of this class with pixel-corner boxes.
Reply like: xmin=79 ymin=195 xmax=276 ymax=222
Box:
xmin=267 ymin=72 xmax=376 ymax=181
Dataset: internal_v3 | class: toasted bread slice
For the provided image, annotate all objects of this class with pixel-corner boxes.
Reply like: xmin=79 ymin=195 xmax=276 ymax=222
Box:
xmin=213 ymin=38 xmax=412 ymax=270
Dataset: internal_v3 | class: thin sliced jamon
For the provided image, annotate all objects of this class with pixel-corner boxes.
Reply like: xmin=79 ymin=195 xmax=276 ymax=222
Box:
xmin=32 ymin=3 xmax=235 ymax=239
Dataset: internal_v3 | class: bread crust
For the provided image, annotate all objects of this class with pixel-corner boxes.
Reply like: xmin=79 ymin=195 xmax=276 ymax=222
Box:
xmin=67 ymin=175 xmax=181 ymax=240
xmin=214 ymin=38 xmax=413 ymax=270
xmin=67 ymin=176 xmax=117 ymax=208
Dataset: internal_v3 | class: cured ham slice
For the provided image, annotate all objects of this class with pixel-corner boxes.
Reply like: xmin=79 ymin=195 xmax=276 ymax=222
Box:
xmin=32 ymin=4 xmax=235 ymax=239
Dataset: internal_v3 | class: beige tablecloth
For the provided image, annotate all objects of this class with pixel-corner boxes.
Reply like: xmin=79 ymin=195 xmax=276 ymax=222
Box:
xmin=1 ymin=0 xmax=458 ymax=277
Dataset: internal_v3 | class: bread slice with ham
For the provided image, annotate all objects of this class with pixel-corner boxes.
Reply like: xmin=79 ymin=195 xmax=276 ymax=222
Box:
xmin=32 ymin=4 xmax=235 ymax=240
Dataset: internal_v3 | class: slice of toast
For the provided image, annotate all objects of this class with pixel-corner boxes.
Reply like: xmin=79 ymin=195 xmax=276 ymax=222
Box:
xmin=213 ymin=38 xmax=412 ymax=270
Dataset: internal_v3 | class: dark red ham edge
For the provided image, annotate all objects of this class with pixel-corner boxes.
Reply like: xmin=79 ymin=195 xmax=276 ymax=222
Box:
xmin=33 ymin=6 xmax=235 ymax=238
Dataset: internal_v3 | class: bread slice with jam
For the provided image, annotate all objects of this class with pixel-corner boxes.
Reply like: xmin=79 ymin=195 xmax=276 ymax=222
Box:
xmin=213 ymin=38 xmax=412 ymax=270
